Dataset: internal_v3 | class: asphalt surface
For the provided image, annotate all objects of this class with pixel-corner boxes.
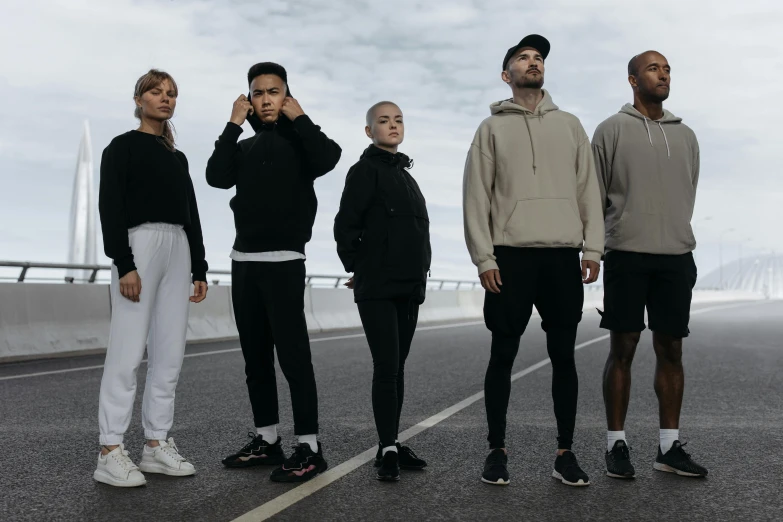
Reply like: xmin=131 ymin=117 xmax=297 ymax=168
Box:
xmin=1 ymin=300 xmax=781 ymax=521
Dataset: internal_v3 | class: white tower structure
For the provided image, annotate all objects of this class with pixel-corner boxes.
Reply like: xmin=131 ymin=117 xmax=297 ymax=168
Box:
xmin=66 ymin=120 xmax=97 ymax=282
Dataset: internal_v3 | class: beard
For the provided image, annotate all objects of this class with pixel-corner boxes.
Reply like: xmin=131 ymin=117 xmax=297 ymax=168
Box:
xmin=513 ymin=72 xmax=544 ymax=90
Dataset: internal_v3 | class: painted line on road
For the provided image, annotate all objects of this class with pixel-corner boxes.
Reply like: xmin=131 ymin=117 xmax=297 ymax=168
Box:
xmin=0 ymin=321 xmax=485 ymax=382
xmin=230 ymin=299 xmax=767 ymax=522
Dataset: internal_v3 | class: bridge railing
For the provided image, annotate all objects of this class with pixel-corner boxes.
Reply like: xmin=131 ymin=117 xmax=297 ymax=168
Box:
xmin=0 ymin=260 xmax=606 ymax=293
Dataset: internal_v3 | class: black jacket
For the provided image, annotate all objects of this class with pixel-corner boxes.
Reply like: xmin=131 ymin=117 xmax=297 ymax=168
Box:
xmin=206 ymin=116 xmax=341 ymax=254
xmin=334 ymin=145 xmax=431 ymax=303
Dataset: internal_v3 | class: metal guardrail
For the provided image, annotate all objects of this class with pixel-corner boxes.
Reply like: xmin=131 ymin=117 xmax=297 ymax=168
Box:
xmin=0 ymin=261 xmax=482 ymax=290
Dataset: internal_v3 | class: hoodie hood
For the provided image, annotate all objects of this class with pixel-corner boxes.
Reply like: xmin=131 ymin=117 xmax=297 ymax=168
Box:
xmin=490 ymin=89 xmax=559 ymax=116
xmin=361 ymin=144 xmax=413 ymax=170
xmin=619 ymin=103 xmax=681 ymax=158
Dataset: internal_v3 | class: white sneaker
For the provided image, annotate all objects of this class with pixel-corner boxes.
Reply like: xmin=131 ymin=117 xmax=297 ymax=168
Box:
xmin=138 ymin=437 xmax=196 ymax=477
xmin=94 ymin=444 xmax=147 ymax=487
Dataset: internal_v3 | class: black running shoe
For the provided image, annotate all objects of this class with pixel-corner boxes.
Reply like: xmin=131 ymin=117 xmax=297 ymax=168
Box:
xmin=270 ymin=443 xmax=328 ymax=483
xmin=374 ymin=443 xmax=427 ymax=470
xmin=222 ymin=432 xmax=285 ymax=468
xmin=481 ymin=448 xmax=509 ymax=485
xmin=654 ymin=441 xmax=708 ymax=477
xmin=606 ymin=440 xmax=635 ymax=479
xmin=376 ymin=451 xmax=400 ymax=481
xmin=553 ymin=451 xmax=590 ymax=487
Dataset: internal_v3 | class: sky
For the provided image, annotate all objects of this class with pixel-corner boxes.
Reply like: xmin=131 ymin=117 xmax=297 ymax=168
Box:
xmin=1 ymin=0 xmax=781 ymax=283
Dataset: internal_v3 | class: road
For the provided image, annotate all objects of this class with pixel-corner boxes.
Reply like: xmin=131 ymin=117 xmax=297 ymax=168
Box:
xmin=1 ymin=300 xmax=781 ymax=521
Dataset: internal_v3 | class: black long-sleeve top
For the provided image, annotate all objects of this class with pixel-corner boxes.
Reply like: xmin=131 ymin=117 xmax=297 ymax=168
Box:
xmin=205 ymin=115 xmax=342 ymax=254
xmin=334 ymin=145 xmax=431 ymax=303
xmin=98 ymin=130 xmax=208 ymax=281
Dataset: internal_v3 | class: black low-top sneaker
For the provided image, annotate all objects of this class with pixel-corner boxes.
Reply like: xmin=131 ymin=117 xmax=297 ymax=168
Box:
xmin=270 ymin=443 xmax=328 ymax=483
xmin=654 ymin=441 xmax=708 ymax=477
xmin=481 ymin=448 xmax=509 ymax=485
xmin=376 ymin=451 xmax=400 ymax=481
xmin=374 ymin=443 xmax=427 ymax=470
xmin=606 ymin=440 xmax=635 ymax=479
xmin=222 ymin=432 xmax=285 ymax=468
xmin=553 ymin=451 xmax=590 ymax=487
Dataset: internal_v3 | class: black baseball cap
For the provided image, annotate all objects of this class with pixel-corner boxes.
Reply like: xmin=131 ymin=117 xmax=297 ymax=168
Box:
xmin=502 ymin=34 xmax=550 ymax=71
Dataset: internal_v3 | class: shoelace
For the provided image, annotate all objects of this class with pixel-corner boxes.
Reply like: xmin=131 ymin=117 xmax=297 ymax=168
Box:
xmin=111 ymin=447 xmax=139 ymax=472
xmin=240 ymin=431 xmax=261 ymax=452
xmin=560 ymin=452 xmax=581 ymax=473
xmin=670 ymin=441 xmax=691 ymax=459
xmin=283 ymin=444 xmax=311 ymax=467
xmin=158 ymin=438 xmax=186 ymax=462
xmin=400 ymin=445 xmax=420 ymax=460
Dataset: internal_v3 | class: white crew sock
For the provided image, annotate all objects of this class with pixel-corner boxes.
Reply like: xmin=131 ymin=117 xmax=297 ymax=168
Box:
xmin=256 ymin=424 xmax=278 ymax=444
xmin=382 ymin=445 xmax=398 ymax=456
xmin=660 ymin=429 xmax=679 ymax=454
xmin=607 ymin=431 xmax=627 ymax=452
xmin=299 ymin=434 xmax=318 ymax=453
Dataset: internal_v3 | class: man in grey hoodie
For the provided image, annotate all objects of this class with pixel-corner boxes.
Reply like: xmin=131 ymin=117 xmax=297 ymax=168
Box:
xmin=592 ymin=50 xmax=708 ymax=479
xmin=463 ymin=34 xmax=604 ymax=488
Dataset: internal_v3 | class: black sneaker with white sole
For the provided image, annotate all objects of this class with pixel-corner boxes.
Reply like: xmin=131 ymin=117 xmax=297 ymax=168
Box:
xmin=376 ymin=451 xmax=400 ymax=481
xmin=606 ymin=440 xmax=635 ymax=479
xmin=481 ymin=448 xmax=509 ymax=485
xmin=374 ymin=443 xmax=427 ymax=470
xmin=654 ymin=441 xmax=708 ymax=477
xmin=553 ymin=451 xmax=590 ymax=486
xmin=222 ymin=432 xmax=285 ymax=468
xmin=270 ymin=442 xmax=328 ymax=483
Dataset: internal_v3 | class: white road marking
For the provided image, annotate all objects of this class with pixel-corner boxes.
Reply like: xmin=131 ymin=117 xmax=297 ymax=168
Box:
xmin=230 ymin=300 xmax=766 ymax=522
xmin=0 ymin=320 xmax=485 ymax=382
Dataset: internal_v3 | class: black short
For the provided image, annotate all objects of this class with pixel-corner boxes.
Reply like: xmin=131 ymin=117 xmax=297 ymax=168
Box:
xmin=599 ymin=250 xmax=697 ymax=338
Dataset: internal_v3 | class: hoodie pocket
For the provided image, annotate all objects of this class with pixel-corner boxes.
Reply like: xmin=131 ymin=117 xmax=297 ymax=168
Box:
xmin=503 ymin=198 xmax=583 ymax=247
xmin=384 ymin=205 xmax=431 ymax=281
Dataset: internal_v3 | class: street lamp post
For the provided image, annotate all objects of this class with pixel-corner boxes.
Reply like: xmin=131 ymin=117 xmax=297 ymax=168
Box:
xmin=738 ymin=238 xmax=753 ymax=283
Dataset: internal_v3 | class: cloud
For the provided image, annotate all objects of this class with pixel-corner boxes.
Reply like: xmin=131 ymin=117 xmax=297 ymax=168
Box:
xmin=0 ymin=0 xmax=780 ymax=282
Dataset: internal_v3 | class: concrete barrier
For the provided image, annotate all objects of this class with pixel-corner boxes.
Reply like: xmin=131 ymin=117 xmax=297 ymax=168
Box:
xmin=186 ymin=285 xmax=238 ymax=342
xmin=0 ymin=282 xmax=767 ymax=362
xmin=0 ymin=283 xmax=111 ymax=361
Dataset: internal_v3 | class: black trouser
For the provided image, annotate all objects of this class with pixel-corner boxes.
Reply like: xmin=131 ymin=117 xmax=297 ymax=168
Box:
xmin=483 ymin=247 xmax=584 ymax=450
xmin=357 ymin=297 xmax=419 ymax=448
xmin=231 ymin=259 xmax=319 ymax=435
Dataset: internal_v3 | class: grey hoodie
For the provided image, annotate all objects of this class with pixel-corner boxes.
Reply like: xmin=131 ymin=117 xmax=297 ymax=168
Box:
xmin=463 ymin=90 xmax=605 ymax=275
xmin=591 ymin=103 xmax=700 ymax=255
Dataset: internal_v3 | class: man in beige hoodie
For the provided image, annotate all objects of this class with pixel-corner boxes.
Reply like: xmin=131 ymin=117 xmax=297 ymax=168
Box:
xmin=593 ymin=51 xmax=708 ymax=480
xmin=463 ymin=34 xmax=604 ymax=488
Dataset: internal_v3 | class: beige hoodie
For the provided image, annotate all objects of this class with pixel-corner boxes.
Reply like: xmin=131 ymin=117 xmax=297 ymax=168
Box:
xmin=592 ymin=104 xmax=699 ymax=255
xmin=462 ymin=90 xmax=605 ymax=275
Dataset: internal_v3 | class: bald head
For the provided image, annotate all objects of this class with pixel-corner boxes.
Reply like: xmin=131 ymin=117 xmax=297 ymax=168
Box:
xmin=366 ymin=101 xmax=400 ymax=128
xmin=628 ymin=50 xmax=667 ymax=77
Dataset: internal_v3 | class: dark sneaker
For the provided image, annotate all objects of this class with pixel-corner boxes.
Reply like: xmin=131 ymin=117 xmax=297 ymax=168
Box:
xmin=222 ymin=432 xmax=285 ymax=468
xmin=654 ymin=441 xmax=708 ymax=477
xmin=376 ymin=451 xmax=400 ymax=481
xmin=481 ymin=448 xmax=509 ymax=485
xmin=270 ymin=443 xmax=328 ymax=483
xmin=606 ymin=440 xmax=635 ymax=479
xmin=374 ymin=443 xmax=427 ymax=470
xmin=553 ymin=451 xmax=590 ymax=487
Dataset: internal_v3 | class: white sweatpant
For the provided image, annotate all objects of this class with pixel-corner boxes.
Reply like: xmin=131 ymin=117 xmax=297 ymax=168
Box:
xmin=98 ymin=223 xmax=192 ymax=445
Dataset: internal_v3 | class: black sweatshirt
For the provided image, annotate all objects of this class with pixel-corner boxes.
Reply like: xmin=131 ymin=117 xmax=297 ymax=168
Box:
xmin=98 ymin=131 xmax=209 ymax=282
xmin=205 ymin=116 xmax=342 ymax=254
xmin=334 ymin=145 xmax=431 ymax=303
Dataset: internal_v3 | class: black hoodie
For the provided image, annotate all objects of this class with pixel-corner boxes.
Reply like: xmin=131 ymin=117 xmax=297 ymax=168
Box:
xmin=334 ymin=145 xmax=431 ymax=304
xmin=206 ymin=115 xmax=341 ymax=254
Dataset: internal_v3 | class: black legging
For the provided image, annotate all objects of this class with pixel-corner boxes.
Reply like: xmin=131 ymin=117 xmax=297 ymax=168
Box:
xmin=357 ymin=297 xmax=419 ymax=448
xmin=485 ymin=329 xmax=579 ymax=450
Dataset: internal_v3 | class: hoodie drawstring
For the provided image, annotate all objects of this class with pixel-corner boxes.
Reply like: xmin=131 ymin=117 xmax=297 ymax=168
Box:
xmin=522 ymin=113 xmax=537 ymax=174
xmin=643 ymin=117 xmax=671 ymax=158
xmin=657 ymin=121 xmax=671 ymax=158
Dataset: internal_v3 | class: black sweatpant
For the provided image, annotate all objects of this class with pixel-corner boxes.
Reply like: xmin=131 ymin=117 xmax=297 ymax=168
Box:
xmin=357 ymin=297 xmax=419 ymax=448
xmin=231 ymin=259 xmax=319 ymax=435
xmin=483 ymin=247 xmax=584 ymax=450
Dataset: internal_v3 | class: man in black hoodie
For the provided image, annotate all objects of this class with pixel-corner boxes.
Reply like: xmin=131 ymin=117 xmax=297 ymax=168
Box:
xmin=207 ymin=62 xmax=341 ymax=483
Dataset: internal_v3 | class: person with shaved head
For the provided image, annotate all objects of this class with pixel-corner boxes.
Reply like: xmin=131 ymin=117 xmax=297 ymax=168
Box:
xmin=592 ymin=51 xmax=708 ymax=479
xmin=334 ymin=101 xmax=431 ymax=481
